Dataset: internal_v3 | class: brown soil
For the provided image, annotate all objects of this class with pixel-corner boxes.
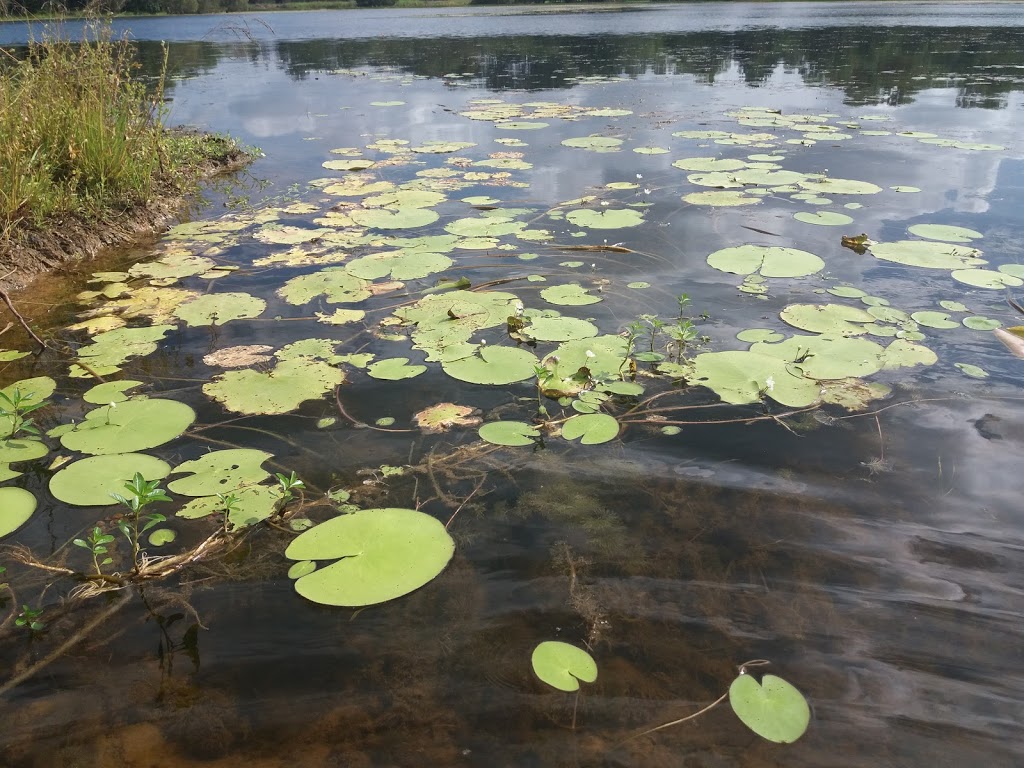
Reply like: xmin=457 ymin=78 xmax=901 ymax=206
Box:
xmin=0 ymin=134 xmax=252 ymax=293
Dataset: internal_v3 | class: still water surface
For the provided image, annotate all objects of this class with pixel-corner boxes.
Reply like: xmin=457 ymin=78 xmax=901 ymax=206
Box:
xmin=2 ymin=3 xmax=1024 ymax=766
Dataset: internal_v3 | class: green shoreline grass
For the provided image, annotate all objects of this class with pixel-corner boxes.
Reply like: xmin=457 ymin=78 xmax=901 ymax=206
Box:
xmin=0 ymin=22 xmax=246 ymax=238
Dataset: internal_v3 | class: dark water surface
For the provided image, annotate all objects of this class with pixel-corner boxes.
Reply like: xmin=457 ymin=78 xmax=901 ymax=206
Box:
xmin=2 ymin=3 xmax=1024 ymax=767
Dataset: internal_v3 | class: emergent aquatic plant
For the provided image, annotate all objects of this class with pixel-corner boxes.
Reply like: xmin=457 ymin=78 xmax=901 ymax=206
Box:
xmin=72 ymin=527 xmax=116 ymax=577
xmin=111 ymin=473 xmax=172 ymax=572
xmin=0 ymin=389 xmax=48 ymax=440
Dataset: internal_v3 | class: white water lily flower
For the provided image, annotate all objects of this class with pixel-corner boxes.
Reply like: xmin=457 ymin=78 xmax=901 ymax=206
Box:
xmin=585 ymin=350 xmax=596 ymax=359
xmin=765 ymin=376 xmax=775 ymax=392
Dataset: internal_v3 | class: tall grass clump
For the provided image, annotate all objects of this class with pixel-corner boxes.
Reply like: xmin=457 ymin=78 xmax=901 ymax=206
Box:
xmin=0 ymin=21 xmax=172 ymax=238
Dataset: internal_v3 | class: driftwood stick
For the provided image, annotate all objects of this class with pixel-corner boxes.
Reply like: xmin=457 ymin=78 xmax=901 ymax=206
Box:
xmin=0 ymin=288 xmax=47 ymax=353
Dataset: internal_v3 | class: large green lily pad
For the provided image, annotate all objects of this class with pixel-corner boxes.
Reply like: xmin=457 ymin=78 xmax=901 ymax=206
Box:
xmin=83 ymin=380 xmax=145 ymax=404
xmin=204 ymin=359 xmax=343 ymax=415
xmin=908 ymin=224 xmax=982 ymax=242
xmin=707 ymin=245 xmax=824 ymax=278
xmin=346 ymin=251 xmax=453 ymax=281
xmin=780 ymin=304 xmax=875 ymax=336
xmin=565 ymin=209 xmax=644 ymax=229
xmin=561 ymin=413 xmax=619 ymax=445
xmin=751 ymin=335 xmax=885 ymax=380
xmin=367 ymin=358 xmax=428 ymax=381
xmin=479 ymin=420 xmax=540 ymax=446
xmin=690 ymin=351 xmax=820 ymax=407
xmin=540 ymin=284 xmax=603 ymax=306
xmin=178 ymin=484 xmax=284 ymax=530
xmin=869 ymin=240 xmax=982 ymax=269
xmin=60 ymin=399 xmax=196 ymax=455
xmin=531 ymin=641 xmax=598 ymax=692
xmin=0 ymin=487 xmax=36 ymax=538
xmin=278 ymin=268 xmax=372 ymax=305
xmin=729 ymin=673 xmax=810 ymax=744
xmin=174 ymin=292 xmax=267 ymax=327
xmin=0 ymin=438 xmax=49 ymax=464
xmin=442 ymin=346 xmax=538 ymax=385
xmin=168 ymin=449 xmax=273 ymax=496
xmin=49 ymin=453 xmax=171 ymax=506
xmin=526 ymin=317 xmax=599 ymax=342
xmin=284 ymin=508 xmax=455 ymax=607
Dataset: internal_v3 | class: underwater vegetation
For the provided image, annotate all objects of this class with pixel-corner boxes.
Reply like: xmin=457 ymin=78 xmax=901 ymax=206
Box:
xmin=1 ymin=90 xmax=1020 ymax=758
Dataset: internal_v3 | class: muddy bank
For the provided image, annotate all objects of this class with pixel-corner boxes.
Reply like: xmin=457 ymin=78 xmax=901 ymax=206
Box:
xmin=0 ymin=134 xmax=252 ymax=293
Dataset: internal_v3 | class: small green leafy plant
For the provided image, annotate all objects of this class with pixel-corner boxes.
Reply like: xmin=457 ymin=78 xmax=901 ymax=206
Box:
xmin=274 ymin=471 xmax=305 ymax=504
xmin=111 ymin=473 xmax=171 ymax=571
xmin=0 ymin=388 xmax=49 ymax=439
xmin=15 ymin=604 xmax=44 ymax=632
xmin=72 ymin=526 xmax=116 ymax=576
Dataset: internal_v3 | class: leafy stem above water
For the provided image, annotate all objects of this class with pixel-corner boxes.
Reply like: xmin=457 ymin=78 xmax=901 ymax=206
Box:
xmin=111 ymin=473 xmax=171 ymax=573
xmin=0 ymin=388 xmax=48 ymax=440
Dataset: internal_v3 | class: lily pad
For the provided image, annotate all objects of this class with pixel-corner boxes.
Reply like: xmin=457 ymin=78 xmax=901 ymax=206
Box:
xmin=0 ymin=487 xmax=36 ymax=538
xmin=278 ymin=268 xmax=371 ymax=305
xmin=168 ymin=449 xmax=272 ymax=496
xmin=174 ymin=292 xmax=267 ymax=327
xmin=707 ymin=245 xmax=824 ymax=279
xmin=955 ymin=363 xmax=988 ymax=379
xmin=561 ymin=136 xmax=623 ymax=152
xmin=148 ymin=529 xmax=177 ymax=546
xmin=531 ymin=641 xmax=598 ymax=692
xmin=869 ymin=240 xmax=981 ymax=269
xmin=367 ymin=358 xmax=428 ymax=381
xmin=908 ymin=224 xmax=983 ymax=243
xmin=60 ymin=399 xmax=196 ymax=456
xmin=540 ymin=284 xmax=603 ymax=306
xmin=83 ymin=380 xmax=145 ymax=404
xmin=479 ymin=421 xmax=540 ymax=446
xmin=178 ymin=485 xmax=284 ymax=529
xmin=346 ymin=251 xmax=453 ymax=281
xmin=561 ymin=413 xmax=619 ymax=445
xmin=284 ymin=508 xmax=455 ymax=607
xmin=565 ymin=209 xmax=644 ymax=229
xmin=950 ymin=269 xmax=1022 ymax=289
xmin=780 ymin=304 xmax=875 ymax=336
xmin=690 ymin=351 xmax=820 ymax=407
xmin=910 ymin=311 xmax=959 ymax=329
xmin=526 ymin=317 xmax=599 ymax=342
xmin=442 ymin=346 xmax=538 ymax=385
xmin=0 ymin=438 xmax=49 ymax=464
xmin=963 ymin=316 xmax=1001 ymax=331
xmin=798 ymin=178 xmax=882 ymax=195
xmin=49 ymin=453 xmax=171 ymax=506
xmin=683 ymin=191 xmax=759 ymax=207
xmin=729 ymin=673 xmax=810 ymax=744
xmin=413 ymin=403 xmax=481 ymax=433
xmin=793 ymin=211 xmax=854 ymax=227
xmin=204 ymin=359 xmax=344 ymax=415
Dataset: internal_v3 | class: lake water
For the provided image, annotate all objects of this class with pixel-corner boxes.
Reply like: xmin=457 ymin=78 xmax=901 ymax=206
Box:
xmin=2 ymin=3 xmax=1024 ymax=766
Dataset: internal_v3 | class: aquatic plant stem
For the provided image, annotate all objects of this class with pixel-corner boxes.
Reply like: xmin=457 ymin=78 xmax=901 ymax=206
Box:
xmin=629 ymin=692 xmax=729 ymax=740
xmin=334 ymin=385 xmax=416 ymax=432
xmin=0 ymin=286 xmax=48 ymax=352
xmin=0 ymin=590 xmax=131 ymax=698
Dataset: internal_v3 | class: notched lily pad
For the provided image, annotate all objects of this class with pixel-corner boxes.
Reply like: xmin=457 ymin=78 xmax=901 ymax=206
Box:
xmin=168 ymin=449 xmax=273 ymax=496
xmin=531 ymin=641 xmax=598 ymax=692
xmin=479 ymin=420 xmax=540 ymax=446
xmin=49 ymin=453 xmax=171 ymax=506
xmin=0 ymin=487 xmax=36 ymax=538
xmin=204 ymin=359 xmax=344 ymax=415
xmin=561 ymin=413 xmax=619 ymax=445
xmin=60 ymin=399 xmax=196 ymax=456
xmin=284 ymin=508 xmax=455 ymax=607
xmin=729 ymin=673 xmax=810 ymax=744
xmin=413 ymin=403 xmax=482 ymax=433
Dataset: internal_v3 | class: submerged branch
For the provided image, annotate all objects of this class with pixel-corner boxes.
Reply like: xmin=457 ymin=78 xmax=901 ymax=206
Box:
xmin=0 ymin=590 xmax=132 ymax=698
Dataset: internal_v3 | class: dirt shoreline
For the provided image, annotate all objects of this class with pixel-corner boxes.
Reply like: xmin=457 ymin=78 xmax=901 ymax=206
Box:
xmin=0 ymin=135 xmax=253 ymax=294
